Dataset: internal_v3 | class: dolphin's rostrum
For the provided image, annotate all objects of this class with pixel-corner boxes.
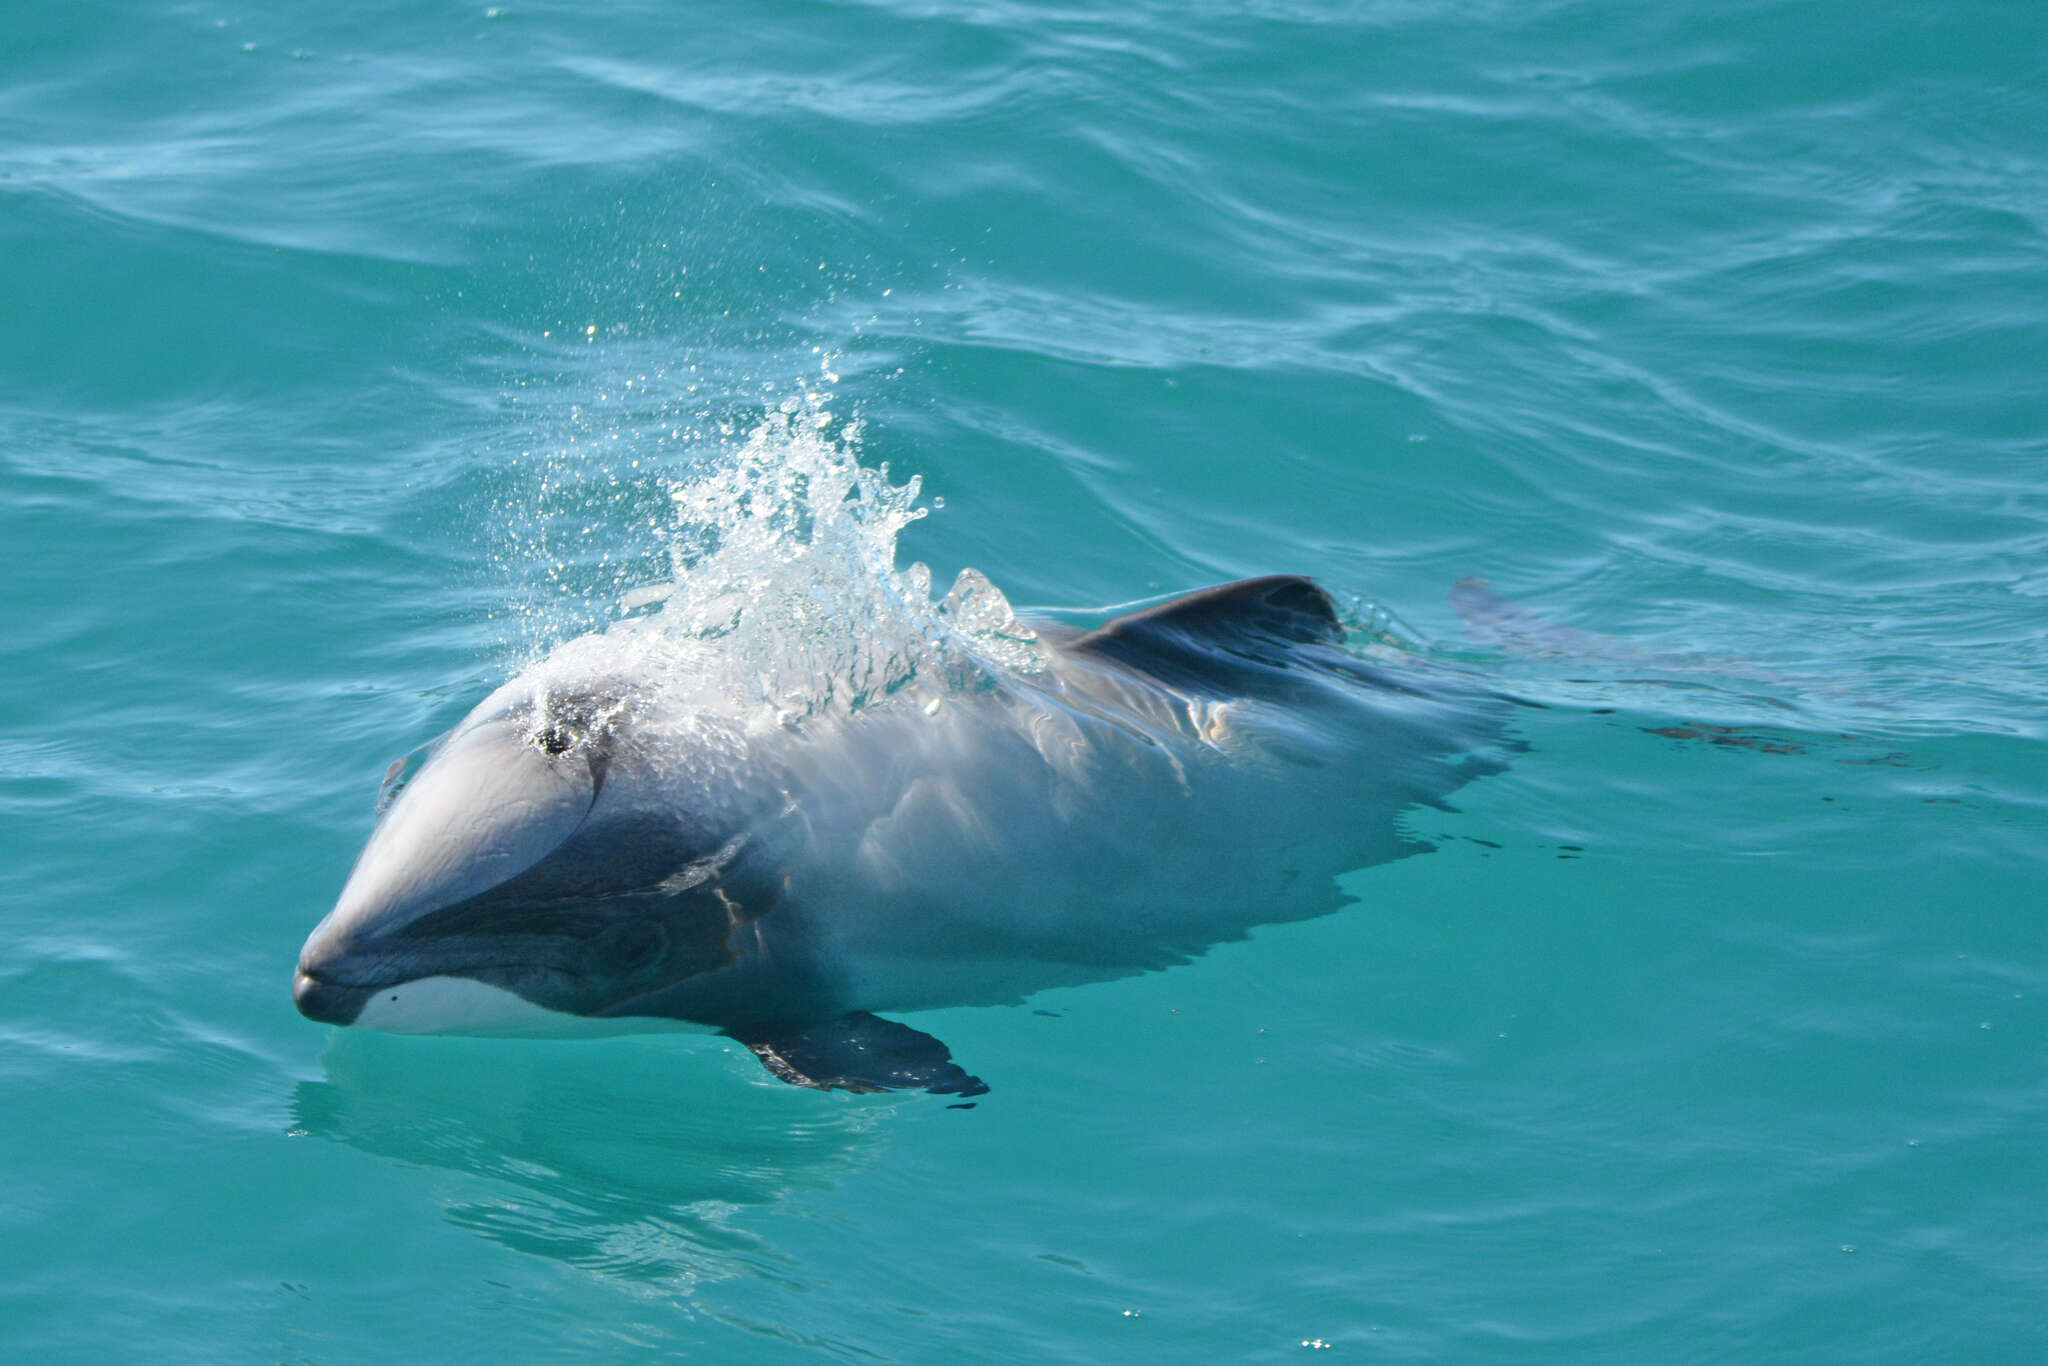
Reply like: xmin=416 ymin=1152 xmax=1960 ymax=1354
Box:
xmin=295 ymin=575 xmax=1514 ymax=1096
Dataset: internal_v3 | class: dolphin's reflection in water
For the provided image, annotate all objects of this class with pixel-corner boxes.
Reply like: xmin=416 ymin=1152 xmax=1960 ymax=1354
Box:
xmin=291 ymin=1029 xmax=885 ymax=1285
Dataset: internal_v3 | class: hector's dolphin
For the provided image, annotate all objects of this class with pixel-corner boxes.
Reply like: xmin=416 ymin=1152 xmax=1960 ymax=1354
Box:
xmin=294 ymin=576 xmax=1514 ymax=1096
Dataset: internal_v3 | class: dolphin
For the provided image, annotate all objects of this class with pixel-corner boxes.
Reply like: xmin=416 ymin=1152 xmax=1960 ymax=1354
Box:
xmin=293 ymin=575 xmax=1515 ymax=1096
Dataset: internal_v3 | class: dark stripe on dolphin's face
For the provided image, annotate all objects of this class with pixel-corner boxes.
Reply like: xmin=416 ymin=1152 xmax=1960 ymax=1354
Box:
xmin=295 ymin=838 xmax=778 ymax=1027
xmin=294 ymin=860 xmax=792 ymax=1028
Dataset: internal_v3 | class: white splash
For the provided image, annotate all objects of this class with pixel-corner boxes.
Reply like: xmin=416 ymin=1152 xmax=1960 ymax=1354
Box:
xmin=514 ymin=385 xmax=1044 ymax=730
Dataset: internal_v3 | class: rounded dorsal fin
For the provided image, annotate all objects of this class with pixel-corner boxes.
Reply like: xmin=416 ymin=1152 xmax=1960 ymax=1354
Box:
xmin=1070 ymin=575 xmax=1343 ymax=665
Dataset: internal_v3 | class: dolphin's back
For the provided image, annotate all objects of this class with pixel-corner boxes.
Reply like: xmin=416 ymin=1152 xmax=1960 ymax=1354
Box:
xmin=782 ymin=577 xmax=1515 ymax=1014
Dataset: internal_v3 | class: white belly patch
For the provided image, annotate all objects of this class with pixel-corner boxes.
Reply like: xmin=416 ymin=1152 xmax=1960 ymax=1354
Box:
xmin=354 ymin=975 xmax=604 ymax=1036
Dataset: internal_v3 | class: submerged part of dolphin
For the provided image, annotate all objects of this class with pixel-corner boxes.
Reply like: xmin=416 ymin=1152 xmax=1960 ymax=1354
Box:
xmin=295 ymin=574 xmax=1517 ymax=1096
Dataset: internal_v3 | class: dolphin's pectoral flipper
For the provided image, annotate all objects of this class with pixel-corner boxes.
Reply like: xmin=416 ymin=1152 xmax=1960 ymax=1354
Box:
xmin=738 ymin=1013 xmax=989 ymax=1099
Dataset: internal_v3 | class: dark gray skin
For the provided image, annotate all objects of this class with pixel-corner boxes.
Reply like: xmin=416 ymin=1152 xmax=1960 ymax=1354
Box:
xmin=294 ymin=576 xmax=1517 ymax=1096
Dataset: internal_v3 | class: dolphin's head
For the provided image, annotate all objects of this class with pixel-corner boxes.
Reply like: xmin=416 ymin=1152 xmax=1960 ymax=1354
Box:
xmin=294 ymin=676 xmax=787 ymax=1035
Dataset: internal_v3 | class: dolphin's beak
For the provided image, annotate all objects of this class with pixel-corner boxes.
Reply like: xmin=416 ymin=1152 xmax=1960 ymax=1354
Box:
xmin=294 ymin=717 xmax=600 ymax=1024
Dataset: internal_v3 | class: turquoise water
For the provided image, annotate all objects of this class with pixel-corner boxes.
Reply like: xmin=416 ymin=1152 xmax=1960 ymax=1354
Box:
xmin=5 ymin=0 xmax=2046 ymax=1360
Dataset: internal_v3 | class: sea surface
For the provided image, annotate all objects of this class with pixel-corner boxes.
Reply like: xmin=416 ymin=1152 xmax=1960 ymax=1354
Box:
xmin=4 ymin=2 xmax=2045 ymax=1361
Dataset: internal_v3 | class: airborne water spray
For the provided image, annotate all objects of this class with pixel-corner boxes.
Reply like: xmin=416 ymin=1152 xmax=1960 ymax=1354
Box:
xmin=489 ymin=362 xmax=1043 ymax=737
